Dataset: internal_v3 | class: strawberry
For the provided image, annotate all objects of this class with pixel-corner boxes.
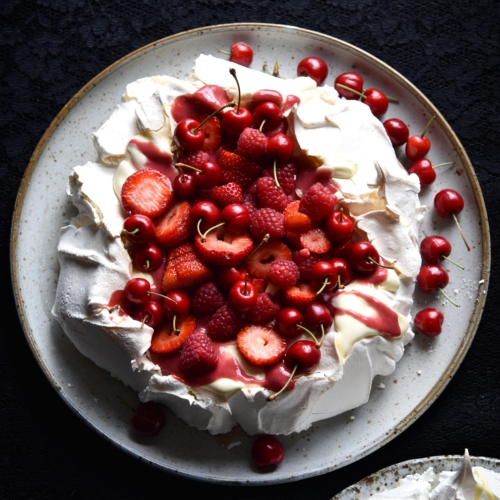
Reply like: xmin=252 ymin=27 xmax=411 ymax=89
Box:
xmin=191 ymin=282 xmax=225 ymax=317
xmin=249 ymin=208 xmax=286 ymax=241
xmin=299 ymin=182 xmax=337 ymax=221
xmin=237 ymin=325 xmax=287 ymax=367
xmin=235 ymin=127 xmax=268 ymax=160
xmin=206 ymin=304 xmax=245 ymax=341
xmin=210 ymin=182 xmax=243 ymax=208
xmin=218 ymin=150 xmax=262 ymax=189
xmin=162 ymin=243 xmax=212 ymax=293
xmin=283 ymin=200 xmax=312 ymax=233
xmin=246 ymin=293 xmax=280 ymax=324
xmin=255 ymin=177 xmax=287 ymax=212
xmin=150 ymin=316 xmax=196 ymax=353
xmin=179 ymin=331 xmax=218 ymax=375
xmin=283 ymin=283 xmax=316 ymax=310
xmin=245 ymin=240 xmax=292 ymax=279
xmin=121 ymin=169 xmax=173 ymax=218
xmin=155 ymin=200 xmax=191 ymax=247
xmin=200 ymin=115 xmax=221 ymax=153
xmin=194 ymin=227 xmax=254 ymax=267
xmin=300 ymin=229 xmax=332 ymax=254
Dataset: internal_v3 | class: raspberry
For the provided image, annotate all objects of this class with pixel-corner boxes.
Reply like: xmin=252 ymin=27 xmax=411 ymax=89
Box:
xmin=299 ymin=182 xmax=337 ymax=221
xmin=179 ymin=331 xmax=218 ymax=375
xmin=255 ymin=177 xmax=287 ymax=212
xmin=249 ymin=208 xmax=286 ymax=241
xmin=246 ymin=293 xmax=280 ymax=324
xmin=268 ymin=259 xmax=300 ymax=289
xmin=178 ymin=151 xmax=209 ymax=170
xmin=210 ymin=182 xmax=243 ymax=208
xmin=293 ymin=250 xmax=325 ymax=280
xmin=235 ymin=127 xmax=268 ymax=160
xmin=242 ymin=193 xmax=259 ymax=219
xmin=191 ymin=282 xmax=225 ymax=317
xmin=262 ymin=162 xmax=296 ymax=195
xmin=206 ymin=304 xmax=245 ymax=341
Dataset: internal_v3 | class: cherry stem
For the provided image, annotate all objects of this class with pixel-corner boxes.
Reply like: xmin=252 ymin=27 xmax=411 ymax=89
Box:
xmin=141 ymin=314 xmax=148 ymax=328
xmin=387 ymin=96 xmax=399 ymax=103
xmin=273 ymin=61 xmax=281 ymax=78
xmin=421 ymin=116 xmax=436 ymax=138
xmin=242 ymin=234 xmax=270 ymax=266
xmin=433 ymin=161 xmax=454 ymax=170
xmin=116 ymin=395 xmax=136 ymax=413
xmin=144 ymin=260 xmax=150 ymax=270
xmin=218 ymin=49 xmax=230 ymax=56
xmin=318 ymin=324 xmax=325 ymax=348
xmin=122 ymin=228 xmax=140 ymax=236
xmin=172 ymin=314 xmax=180 ymax=335
xmin=452 ymin=213 xmax=471 ymax=252
xmin=296 ymin=324 xmax=320 ymax=347
xmin=196 ymin=218 xmax=204 ymax=240
xmin=336 ymin=83 xmax=364 ymax=98
xmin=267 ymin=364 xmax=297 ymax=402
xmin=263 ymin=64 xmax=272 ymax=76
xmin=176 ymin=162 xmax=202 ymax=173
xmin=273 ymin=159 xmax=280 ymax=188
xmin=442 ymin=254 xmax=465 ymax=270
xmin=337 ymin=274 xmax=344 ymax=289
xmin=148 ymin=291 xmax=173 ymax=301
xmin=367 ymin=257 xmax=394 ymax=270
xmin=339 ymin=207 xmax=344 ymax=222
xmin=438 ymin=287 xmax=459 ymax=307
xmin=192 ymin=102 xmax=236 ymax=133
xmin=259 ymin=119 xmax=266 ymax=132
xmin=201 ymin=222 xmax=226 ymax=243
xmin=316 ymin=276 xmax=330 ymax=295
xmin=229 ymin=68 xmax=241 ymax=113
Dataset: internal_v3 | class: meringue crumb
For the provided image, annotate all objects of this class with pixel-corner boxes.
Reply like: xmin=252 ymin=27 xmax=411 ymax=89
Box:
xmin=349 ymin=416 xmax=355 ymax=421
xmin=417 ymin=370 xmax=422 ymax=376
xmin=227 ymin=441 xmax=241 ymax=450
xmin=378 ymin=383 xmax=386 ymax=389
xmin=479 ymin=279 xmax=484 ymax=284
xmin=67 ymin=383 xmax=73 ymax=388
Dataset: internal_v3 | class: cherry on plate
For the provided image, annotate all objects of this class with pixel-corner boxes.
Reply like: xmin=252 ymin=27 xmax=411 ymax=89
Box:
xmin=252 ymin=435 xmax=284 ymax=467
xmin=383 ymin=118 xmax=409 ymax=147
xmin=414 ymin=308 xmax=444 ymax=337
xmin=297 ymin=56 xmax=328 ymax=85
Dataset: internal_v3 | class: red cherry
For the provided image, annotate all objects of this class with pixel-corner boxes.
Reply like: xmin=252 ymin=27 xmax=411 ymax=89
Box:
xmin=216 ymin=267 xmax=246 ymax=291
xmin=228 ymin=279 xmax=257 ymax=312
xmin=163 ymin=290 xmax=190 ymax=320
xmin=310 ymin=261 xmax=336 ymax=293
xmin=420 ymin=235 xmax=452 ymax=264
xmin=383 ymin=118 xmax=409 ymax=147
xmin=174 ymin=118 xmax=205 ymax=152
xmin=349 ymin=241 xmax=380 ymax=273
xmin=134 ymin=301 xmax=164 ymax=328
xmin=267 ymin=133 xmax=294 ymax=162
xmin=122 ymin=214 xmax=156 ymax=244
xmin=220 ymin=203 xmax=250 ymax=233
xmin=276 ymin=308 xmax=303 ymax=338
xmin=191 ymin=200 xmax=220 ymax=232
xmin=173 ymin=172 xmax=197 ymax=200
xmin=222 ymin=107 xmax=252 ymax=137
xmin=252 ymin=101 xmax=282 ymax=132
xmin=131 ymin=401 xmax=166 ymax=437
xmin=414 ymin=308 xmax=444 ymax=337
xmin=132 ymin=243 xmax=163 ymax=272
xmin=331 ymin=239 xmax=353 ymax=259
xmin=297 ymin=56 xmax=328 ymax=85
xmin=229 ymin=42 xmax=253 ymax=67
xmin=251 ymin=435 xmax=284 ymax=467
xmin=434 ymin=189 xmax=464 ymax=218
xmin=124 ymin=278 xmax=151 ymax=304
xmin=408 ymin=158 xmax=436 ymax=186
xmin=192 ymin=160 xmax=222 ymax=189
xmin=285 ymin=340 xmax=321 ymax=373
xmin=334 ymin=72 xmax=364 ymax=100
xmin=362 ymin=88 xmax=389 ymax=117
xmin=406 ymin=116 xmax=435 ymax=160
xmin=417 ymin=264 xmax=449 ymax=293
xmin=303 ymin=302 xmax=332 ymax=330
xmin=329 ymin=257 xmax=354 ymax=288
xmin=324 ymin=210 xmax=354 ymax=242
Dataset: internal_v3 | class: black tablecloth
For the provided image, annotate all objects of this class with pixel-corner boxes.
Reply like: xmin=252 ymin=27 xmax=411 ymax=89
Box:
xmin=2 ymin=1 xmax=499 ymax=498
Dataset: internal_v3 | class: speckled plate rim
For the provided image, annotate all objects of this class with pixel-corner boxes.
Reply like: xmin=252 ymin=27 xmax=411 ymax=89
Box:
xmin=10 ymin=23 xmax=490 ymax=484
xmin=331 ymin=454 xmax=500 ymax=499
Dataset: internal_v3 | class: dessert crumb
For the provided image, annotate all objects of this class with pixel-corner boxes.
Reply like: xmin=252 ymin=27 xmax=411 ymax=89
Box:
xmin=349 ymin=416 xmax=355 ymax=421
xmin=417 ymin=370 xmax=422 ymax=375
xmin=67 ymin=383 xmax=73 ymax=388
xmin=227 ymin=441 xmax=241 ymax=450
xmin=378 ymin=383 xmax=386 ymax=389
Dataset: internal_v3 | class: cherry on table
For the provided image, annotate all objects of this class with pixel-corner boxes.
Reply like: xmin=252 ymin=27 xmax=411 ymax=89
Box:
xmin=297 ymin=56 xmax=328 ymax=85
xmin=417 ymin=264 xmax=459 ymax=306
xmin=251 ymin=435 xmax=284 ymax=467
xmin=420 ymin=235 xmax=464 ymax=269
xmin=434 ymin=189 xmax=470 ymax=251
xmin=131 ymin=401 xmax=166 ymax=437
xmin=122 ymin=214 xmax=156 ymax=244
xmin=405 ymin=116 xmax=435 ymax=161
xmin=414 ymin=308 xmax=444 ymax=337
xmin=334 ymin=72 xmax=364 ymax=100
xmin=383 ymin=118 xmax=409 ymax=147
xmin=219 ymin=42 xmax=253 ymax=67
xmin=132 ymin=243 xmax=163 ymax=272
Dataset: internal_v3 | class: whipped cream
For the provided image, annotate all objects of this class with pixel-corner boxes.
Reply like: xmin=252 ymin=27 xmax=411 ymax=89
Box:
xmin=52 ymin=55 xmax=421 ymax=436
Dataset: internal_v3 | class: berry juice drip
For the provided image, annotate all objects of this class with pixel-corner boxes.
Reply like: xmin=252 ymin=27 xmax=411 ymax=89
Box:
xmin=128 ymin=139 xmax=175 ymax=181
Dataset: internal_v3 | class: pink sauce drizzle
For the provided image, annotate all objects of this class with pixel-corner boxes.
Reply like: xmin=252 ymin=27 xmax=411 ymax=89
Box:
xmin=282 ymin=94 xmax=301 ymax=114
xmin=107 ymin=290 xmax=133 ymax=317
xmin=128 ymin=138 xmax=175 ymax=182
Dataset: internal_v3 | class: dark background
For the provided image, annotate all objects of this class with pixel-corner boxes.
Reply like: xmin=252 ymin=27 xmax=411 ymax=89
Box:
xmin=1 ymin=0 xmax=499 ymax=498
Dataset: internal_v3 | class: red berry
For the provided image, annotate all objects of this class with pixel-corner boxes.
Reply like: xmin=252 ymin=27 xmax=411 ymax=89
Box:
xmin=414 ymin=308 xmax=444 ymax=337
xmin=267 ymin=133 xmax=294 ymax=162
xmin=216 ymin=266 xmax=246 ymax=291
xmin=220 ymin=203 xmax=251 ymax=233
xmin=229 ymin=279 xmax=257 ymax=312
xmin=192 ymin=160 xmax=222 ymax=189
xmin=222 ymin=107 xmax=253 ymax=137
xmin=283 ymin=200 xmax=312 ymax=234
xmin=173 ymin=172 xmax=197 ymax=200
xmin=256 ymin=177 xmax=287 ymax=212
xmin=420 ymin=235 xmax=452 ymax=264
xmin=276 ymin=308 xmax=303 ymax=338
xmin=206 ymin=304 xmax=245 ymax=341
xmin=406 ymin=135 xmax=431 ymax=161
xmin=249 ymin=208 xmax=286 ymax=241
xmin=163 ymin=290 xmax=190 ymax=320
xmin=252 ymin=89 xmax=283 ymax=106
xmin=297 ymin=56 xmax=328 ymax=85
xmin=324 ymin=210 xmax=354 ymax=242
xmin=268 ymin=259 xmax=300 ymax=289
xmin=134 ymin=301 xmax=164 ymax=328
xmin=300 ymin=229 xmax=331 ymax=254
xmin=228 ymin=42 xmax=253 ymax=67
xmin=174 ymin=117 xmax=205 ymax=152
xmin=293 ymin=250 xmax=325 ymax=281
xmin=408 ymin=158 xmax=436 ymax=186
xmin=236 ymin=127 xmax=268 ymax=160
xmin=245 ymin=239 xmax=292 ymax=279
xmin=132 ymin=243 xmax=163 ymax=272
xmin=199 ymin=115 xmax=222 ymax=153
xmin=252 ymin=101 xmax=282 ymax=132
xmin=131 ymin=401 xmax=165 ymax=437
xmin=417 ymin=264 xmax=449 ymax=294
xmin=383 ymin=118 xmax=409 ymax=147
xmin=246 ymin=293 xmax=280 ymax=324
xmin=330 ymin=257 xmax=353 ymax=288
xmin=191 ymin=282 xmax=225 ymax=317
xmin=124 ymin=278 xmax=151 ymax=304
xmin=150 ymin=316 xmax=196 ymax=353
xmin=310 ymin=261 xmax=336 ymax=292
xmin=191 ymin=200 xmax=220 ymax=232
xmin=299 ymin=182 xmax=337 ymax=221
xmin=349 ymin=241 xmax=379 ymax=273
xmin=362 ymin=88 xmax=388 ymax=117
xmin=237 ymin=325 xmax=287 ymax=367
xmin=285 ymin=340 xmax=320 ymax=373
xmin=155 ymin=200 xmax=192 ymax=248
xmin=122 ymin=214 xmax=156 ymax=244
xmin=218 ymin=150 xmax=262 ymax=189
xmin=334 ymin=72 xmax=364 ymax=100
xmin=434 ymin=189 xmax=464 ymax=218
xmin=179 ymin=331 xmax=218 ymax=375
xmin=303 ymin=302 xmax=332 ymax=330
xmin=252 ymin=435 xmax=284 ymax=467
xmin=210 ymin=182 xmax=243 ymax=208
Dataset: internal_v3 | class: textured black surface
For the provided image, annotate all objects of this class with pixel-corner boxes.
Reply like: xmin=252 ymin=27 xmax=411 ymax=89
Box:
xmin=1 ymin=0 xmax=499 ymax=498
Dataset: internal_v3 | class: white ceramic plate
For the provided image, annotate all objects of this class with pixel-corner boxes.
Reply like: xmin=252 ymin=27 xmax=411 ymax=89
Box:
xmin=332 ymin=455 xmax=500 ymax=499
xmin=11 ymin=23 xmax=489 ymax=485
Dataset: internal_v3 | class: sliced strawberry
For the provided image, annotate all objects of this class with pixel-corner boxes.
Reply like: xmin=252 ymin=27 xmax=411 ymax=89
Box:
xmin=162 ymin=243 xmax=212 ymax=293
xmin=121 ymin=169 xmax=173 ymax=218
xmin=283 ymin=200 xmax=312 ymax=233
xmin=200 ymin=115 xmax=221 ymax=153
xmin=194 ymin=227 xmax=254 ymax=267
xmin=237 ymin=325 xmax=287 ymax=367
xmin=283 ymin=283 xmax=316 ymax=310
xmin=300 ymin=229 xmax=332 ymax=254
xmin=210 ymin=182 xmax=243 ymax=208
xmin=150 ymin=316 xmax=196 ymax=354
xmin=218 ymin=150 xmax=262 ymax=189
xmin=155 ymin=200 xmax=191 ymax=247
xmin=245 ymin=240 xmax=292 ymax=279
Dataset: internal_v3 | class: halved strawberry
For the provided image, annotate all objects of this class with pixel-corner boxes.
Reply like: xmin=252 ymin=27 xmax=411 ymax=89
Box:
xmin=218 ymin=150 xmax=262 ymax=189
xmin=283 ymin=200 xmax=312 ymax=233
xmin=121 ymin=169 xmax=173 ymax=218
xmin=237 ymin=325 xmax=287 ymax=367
xmin=194 ymin=228 xmax=254 ymax=267
xmin=283 ymin=283 xmax=316 ymax=310
xmin=162 ymin=243 xmax=212 ymax=293
xmin=155 ymin=200 xmax=191 ymax=247
xmin=200 ymin=115 xmax=221 ymax=153
xmin=150 ymin=316 xmax=196 ymax=354
xmin=300 ymin=229 xmax=332 ymax=254
xmin=210 ymin=182 xmax=243 ymax=208
xmin=245 ymin=240 xmax=292 ymax=279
